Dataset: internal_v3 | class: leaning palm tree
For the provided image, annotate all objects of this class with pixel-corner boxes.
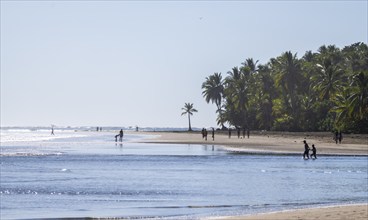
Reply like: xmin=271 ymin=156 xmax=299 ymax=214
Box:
xmin=181 ymin=103 xmax=198 ymax=131
xmin=202 ymin=72 xmax=225 ymax=128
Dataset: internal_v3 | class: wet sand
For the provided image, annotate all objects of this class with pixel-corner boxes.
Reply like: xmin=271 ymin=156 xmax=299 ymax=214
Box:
xmin=136 ymin=131 xmax=368 ymax=156
xmin=207 ymin=204 xmax=368 ymax=220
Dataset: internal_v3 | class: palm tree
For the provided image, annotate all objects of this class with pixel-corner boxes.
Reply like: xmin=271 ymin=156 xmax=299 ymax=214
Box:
xmin=202 ymin=72 xmax=225 ymax=128
xmin=348 ymin=72 xmax=368 ymax=120
xmin=272 ymin=51 xmax=302 ymax=101
xmin=224 ymin=67 xmax=249 ymax=128
xmin=271 ymin=51 xmax=302 ymax=130
xmin=255 ymin=64 xmax=275 ymax=130
xmin=241 ymin=58 xmax=259 ymax=78
xmin=181 ymin=103 xmax=198 ymax=131
xmin=333 ymin=90 xmax=351 ymax=128
xmin=312 ymin=57 xmax=344 ymax=101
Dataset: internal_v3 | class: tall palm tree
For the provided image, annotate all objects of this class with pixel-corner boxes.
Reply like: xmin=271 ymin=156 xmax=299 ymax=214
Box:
xmin=271 ymin=51 xmax=302 ymax=130
xmin=202 ymin=72 xmax=225 ymax=128
xmin=224 ymin=67 xmax=249 ymax=128
xmin=255 ymin=64 xmax=275 ymax=130
xmin=181 ymin=103 xmax=198 ymax=131
xmin=272 ymin=51 xmax=301 ymax=98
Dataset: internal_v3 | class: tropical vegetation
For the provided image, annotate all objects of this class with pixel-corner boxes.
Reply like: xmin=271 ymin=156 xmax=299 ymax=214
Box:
xmin=201 ymin=42 xmax=368 ymax=133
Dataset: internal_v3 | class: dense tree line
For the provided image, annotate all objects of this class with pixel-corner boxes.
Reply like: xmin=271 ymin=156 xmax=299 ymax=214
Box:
xmin=202 ymin=42 xmax=368 ymax=133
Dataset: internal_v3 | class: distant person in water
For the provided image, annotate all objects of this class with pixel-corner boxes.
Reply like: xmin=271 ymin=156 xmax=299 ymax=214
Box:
xmin=51 ymin=127 xmax=55 ymax=135
xmin=303 ymin=140 xmax=310 ymax=159
xmin=339 ymin=131 xmax=343 ymax=144
xmin=119 ymin=129 xmax=124 ymax=142
xmin=310 ymin=144 xmax=317 ymax=159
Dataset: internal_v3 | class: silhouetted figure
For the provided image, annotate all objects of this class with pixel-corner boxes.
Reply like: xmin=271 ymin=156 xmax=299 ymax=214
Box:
xmin=51 ymin=126 xmax=55 ymax=135
xmin=228 ymin=128 xmax=231 ymax=138
xmin=237 ymin=128 xmax=240 ymax=139
xmin=212 ymin=128 xmax=215 ymax=141
xmin=119 ymin=129 xmax=124 ymax=142
xmin=204 ymin=129 xmax=208 ymax=141
xmin=310 ymin=144 xmax=317 ymax=159
xmin=303 ymin=140 xmax=310 ymax=159
xmin=201 ymin=128 xmax=205 ymax=139
xmin=97 ymin=127 xmax=99 ymax=132
xmin=115 ymin=135 xmax=118 ymax=142
xmin=339 ymin=131 xmax=343 ymax=144
xmin=334 ymin=131 xmax=339 ymax=144
xmin=247 ymin=129 xmax=250 ymax=139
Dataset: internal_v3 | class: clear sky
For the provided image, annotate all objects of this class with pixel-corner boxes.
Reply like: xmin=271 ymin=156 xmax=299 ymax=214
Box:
xmin=1 ymin=0 xmax=367 ymax=128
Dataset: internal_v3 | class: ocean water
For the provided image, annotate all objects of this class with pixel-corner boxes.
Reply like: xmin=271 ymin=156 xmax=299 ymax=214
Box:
xmin=1 ymin=129 xmax=367 ymax=219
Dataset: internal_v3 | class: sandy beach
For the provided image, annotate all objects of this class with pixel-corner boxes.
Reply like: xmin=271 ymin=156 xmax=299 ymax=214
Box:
xmin=137 ymin=131 xmax=368 ymax=156
xmin=207 ymin=204 xmax=368 ymax=220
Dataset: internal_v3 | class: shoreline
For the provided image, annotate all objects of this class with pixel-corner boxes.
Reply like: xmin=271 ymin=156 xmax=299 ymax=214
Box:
xmin=134 ymin=131 xmax=368 ymax=219
xmin=134 ymin=131 xmax=368 ymax=156
xmin=204 ymin=203 xmax=368 ymax=220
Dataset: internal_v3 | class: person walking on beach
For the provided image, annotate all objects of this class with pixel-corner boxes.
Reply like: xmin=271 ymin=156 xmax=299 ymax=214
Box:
xmin=228 ymin=128 xmax=231 ymax=139
xmin=339 ymin=131 xmax=343 ymax=144
xmin=303 ymin=140 xmax=310 ymax=159
xmin=247 ymin=129 xmax=250 ymax=139
xmin=212 ymin=128 xmax=215 ymax=141
xmin=119 ymin=129 xmax=124 ymax=142
xmin=51 ymin=126 xmax=55 ymax=135
xmin=334 ymin=131 xmax=339 ymax=144
xmin=237 ymin=128 xmax=240 ymax=139
xmin=310 ymin=144 xmax=317 ymax=159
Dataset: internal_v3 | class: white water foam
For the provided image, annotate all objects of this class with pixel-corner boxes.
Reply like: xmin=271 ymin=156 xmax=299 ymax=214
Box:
xmin=0 ymin=130 xmax=88 ymax=143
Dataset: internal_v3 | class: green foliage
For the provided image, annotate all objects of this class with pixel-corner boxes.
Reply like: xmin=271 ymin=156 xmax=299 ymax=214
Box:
xmin=201 ymin=42 xmax=368 ymax=133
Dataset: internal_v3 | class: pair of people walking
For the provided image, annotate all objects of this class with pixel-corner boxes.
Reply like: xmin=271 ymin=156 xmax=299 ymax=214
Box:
xmin=115 ymin=129 xmax=124 ymax=142
xmin=303 ymin=140 xmax=317 ymax=159
xmin=201 ymin=128 xmax=215 ymax=141
xmin=334 ymin=131 xmax=343 ymax=144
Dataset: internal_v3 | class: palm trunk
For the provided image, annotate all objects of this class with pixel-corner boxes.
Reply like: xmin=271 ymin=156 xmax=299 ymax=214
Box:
xmin=188 ymin=114 xmax=192 ymax=131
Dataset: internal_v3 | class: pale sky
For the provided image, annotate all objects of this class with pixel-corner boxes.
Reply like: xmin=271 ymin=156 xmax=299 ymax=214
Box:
xmin=1 ymin=0 xmax=367 ymax=128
